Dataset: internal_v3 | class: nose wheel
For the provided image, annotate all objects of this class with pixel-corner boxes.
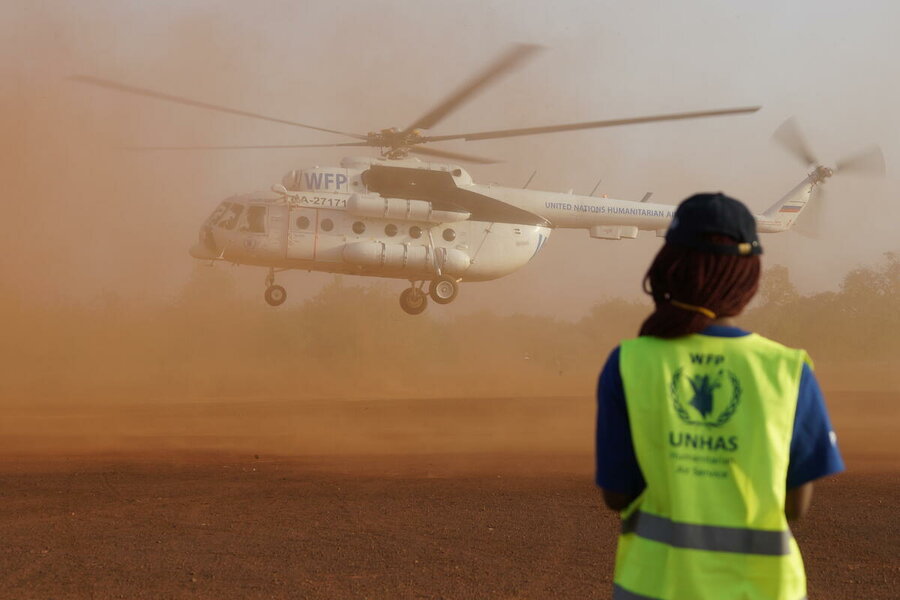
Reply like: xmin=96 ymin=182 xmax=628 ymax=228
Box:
xmin=264 ymin=285 xmax=287 ymax=306
xmin=264 ymin=268 xmax=287 ymax=307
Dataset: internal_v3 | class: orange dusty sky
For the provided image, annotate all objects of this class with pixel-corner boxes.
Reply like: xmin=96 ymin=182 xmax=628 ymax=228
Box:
xmin=1 ymin=0 xmax=898 ymax=318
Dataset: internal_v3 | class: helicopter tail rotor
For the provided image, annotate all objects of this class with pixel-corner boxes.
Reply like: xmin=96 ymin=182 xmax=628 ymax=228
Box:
xmin=772 ymin=117 xmax=818 ymax=167
xmin=772 ymin=118 xmax=885 ymax=238
xmin=834 ymin=146 xmax=886 ymax=177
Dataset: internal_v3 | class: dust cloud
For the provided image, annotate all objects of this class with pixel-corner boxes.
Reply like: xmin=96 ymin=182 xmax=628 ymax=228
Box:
xmin=2 ymin=260 xmax=898 ymax=458
xmin=1 ymin=2 xmax=898 ymax=459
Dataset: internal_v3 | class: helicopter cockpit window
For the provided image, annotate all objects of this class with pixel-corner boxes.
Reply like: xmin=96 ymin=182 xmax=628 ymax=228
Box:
xmin=242 ymin=205 xmax=267 ymax=233
xmin=217 ymin=203 xmax=244 ymax=230
xmin=205 ymin=201 xmax=230 ymax=227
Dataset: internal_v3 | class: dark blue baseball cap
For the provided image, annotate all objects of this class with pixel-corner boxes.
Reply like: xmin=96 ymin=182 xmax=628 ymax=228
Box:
xmin=665 ymin=192 xmax=763 ymax=256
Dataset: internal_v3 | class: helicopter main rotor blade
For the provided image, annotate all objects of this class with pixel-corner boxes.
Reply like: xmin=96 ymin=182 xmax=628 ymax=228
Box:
xmin=835 ymin=146 xmax=886 ymax=176
xmin=124 ymin=142 xmax=371 ymax=151
xmin=402 ymin=44 xmax=542 ymax=135
xmin=772 ymin=117 xmax=817 ymax=166
xmin=421 ymin=106 xmax=760 ymax=143
xmin=406 ymin=145 xmax=500 ymax=165
xmin=70 ymin=75 xmax=367 ymax=140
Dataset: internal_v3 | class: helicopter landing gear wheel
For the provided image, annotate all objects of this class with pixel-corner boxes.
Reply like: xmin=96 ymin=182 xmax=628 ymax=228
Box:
xmin=264 ymin=285 xmax=287 ymax=307
xmin=399 ymin=287 xmax=428 ymax=315
xmin=429 ymin=275 xmax=459 ymax=305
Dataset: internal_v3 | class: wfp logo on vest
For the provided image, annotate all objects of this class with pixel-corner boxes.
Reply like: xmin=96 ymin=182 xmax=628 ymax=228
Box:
xmin=670 ymin=354 xmax=742 ymax=427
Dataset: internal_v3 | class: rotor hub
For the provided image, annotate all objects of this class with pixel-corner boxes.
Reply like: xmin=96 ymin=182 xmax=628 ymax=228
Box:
xmin=367 ymin=127 xmax=425 ymax=159
xmin=812 ymin=165 xmax=834 ymax=183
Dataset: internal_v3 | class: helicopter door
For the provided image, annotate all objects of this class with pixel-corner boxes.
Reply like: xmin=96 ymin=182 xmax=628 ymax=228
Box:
xmin=287 ymin=207 xmax=317 ymax=261
xmin=268 ymin=204 xmax=290 ymax=259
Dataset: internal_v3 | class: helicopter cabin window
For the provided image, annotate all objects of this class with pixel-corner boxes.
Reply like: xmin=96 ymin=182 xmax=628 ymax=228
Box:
xmin=217 ymin=203 xmax=244 ymax=230
xmin=385 ymin=224 xmax=398 ymax=237
xmin=296 ymin=216 xmax=310 ymax=230
xmin=352 ymin=221 xmax=366 ymax=235
xmin=241 ymin=205 xmax=267 ymax=233
xmin=443 ymin=228 xmax=456 ymax=242
xmin=409 ymin=226 xmax=422 ymax=239
xmin=321 ymin=218 xmax=334 ymax=232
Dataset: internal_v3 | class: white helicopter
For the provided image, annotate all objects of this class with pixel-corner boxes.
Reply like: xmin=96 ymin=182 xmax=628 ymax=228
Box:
xmin=73 ymin=46 xmax=884 ymax=314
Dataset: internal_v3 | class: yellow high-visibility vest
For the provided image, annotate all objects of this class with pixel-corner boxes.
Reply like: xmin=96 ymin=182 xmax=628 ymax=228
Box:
xmin=615 ymin=333 xmax=809 ymax=600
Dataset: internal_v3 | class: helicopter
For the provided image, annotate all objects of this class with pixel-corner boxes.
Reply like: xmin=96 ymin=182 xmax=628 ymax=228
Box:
xmin=72 ymin=45 xmax=884 ymax=314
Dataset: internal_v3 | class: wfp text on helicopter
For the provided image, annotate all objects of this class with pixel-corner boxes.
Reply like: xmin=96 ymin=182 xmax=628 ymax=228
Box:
xmin=72 ymin=45 xmax=884 ymax=314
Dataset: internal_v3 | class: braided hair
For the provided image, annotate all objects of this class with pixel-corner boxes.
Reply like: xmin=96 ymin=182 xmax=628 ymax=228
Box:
xmin=639 ymin=234 xmax=761 ymax=338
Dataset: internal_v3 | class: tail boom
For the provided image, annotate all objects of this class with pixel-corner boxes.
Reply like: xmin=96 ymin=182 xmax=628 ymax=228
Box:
xmin=757 ymin=166 xmax=832 ymax=233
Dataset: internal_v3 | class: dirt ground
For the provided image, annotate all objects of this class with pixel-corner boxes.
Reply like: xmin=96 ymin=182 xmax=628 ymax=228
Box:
xmin=0 ymin=391 xmax=897 ymax=599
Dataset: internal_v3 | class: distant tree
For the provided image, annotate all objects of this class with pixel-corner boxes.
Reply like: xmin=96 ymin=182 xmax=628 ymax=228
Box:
xmin=757 ymin=265 xmax=799 ymax=307
xmin=886 ymin=252 xmax=900 ymax=297
xmin=176 ymin=264 xmax=241 ymax=308
xmin=834 ymin=253 xmax=900 ymax=356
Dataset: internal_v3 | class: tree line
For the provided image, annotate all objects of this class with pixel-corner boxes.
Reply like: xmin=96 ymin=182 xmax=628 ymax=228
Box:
xmin=1 ymin=253 xmax=896 ymax=400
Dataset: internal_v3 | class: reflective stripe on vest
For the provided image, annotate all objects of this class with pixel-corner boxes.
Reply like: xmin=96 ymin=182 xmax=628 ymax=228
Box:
xmin=613 ymin=584 xmax=808 ymax=600
xmin=613 ymin=584 xmax=663 ymax=600
xmin=623 ymin=510 xmax=792 ymax=555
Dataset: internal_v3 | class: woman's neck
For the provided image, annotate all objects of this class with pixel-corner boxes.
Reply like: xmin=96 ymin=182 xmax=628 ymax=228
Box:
xmin=711 ymin=317 xmax=738 ymax=328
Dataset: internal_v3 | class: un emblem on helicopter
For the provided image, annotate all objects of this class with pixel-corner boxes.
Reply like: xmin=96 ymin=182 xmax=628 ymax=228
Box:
xmin=670 ymin=367 xmax=742 ymax=427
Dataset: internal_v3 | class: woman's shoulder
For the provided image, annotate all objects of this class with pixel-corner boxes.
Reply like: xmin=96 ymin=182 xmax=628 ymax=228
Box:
xmin=736 ymin=333 xmax=815 ymax=371
xmin=744 ymin=332 xmax=808 ymax=354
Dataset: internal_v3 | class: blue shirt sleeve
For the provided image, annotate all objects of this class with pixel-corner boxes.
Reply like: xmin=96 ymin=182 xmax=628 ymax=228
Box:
xmin=786 ymin=363 xmax=845 ymax=488
xmin=595 ymin=346 xmax=646 ymax=496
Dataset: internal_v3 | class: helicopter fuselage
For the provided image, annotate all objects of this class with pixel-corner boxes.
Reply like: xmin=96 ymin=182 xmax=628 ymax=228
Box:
xmin=74 ymin=44 xmax=779 ymax=314
xmin=190 ymin=155 xmax=810 ymax=312
xmin=192 ymin=190 xmax=550 ymax=284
